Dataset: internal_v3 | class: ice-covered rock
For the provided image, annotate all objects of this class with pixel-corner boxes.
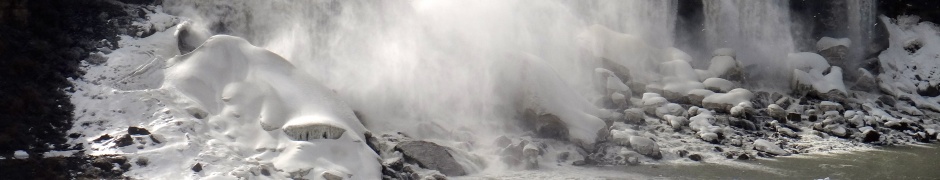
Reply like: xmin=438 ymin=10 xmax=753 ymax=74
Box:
xmin=661 ymin=60 xmax=704 ymax=103
xmin=702 ymin=88 xmax=755 ymax=113
xmin=703 ymin=78 xmax=735 ymax=93
xmin=767 ymin=104 xmax=787 ymax=120
xmin=655 ymin=103 xmax=686 ymax=119
xmin=628 ymin=136 xmax=662 ymax=160
xmin=753 ymin=139 xmax=788 ymax=156
xmin=792 ymin=66 xmax=848 ymax=99
xmin=395 ymin=141 xmax=467 ymax=176
xmin=523 ymin=143 xmax=540 ymax=169
xmin=665 ymin=115 xmax=689 ymax=130
xmin=622 ymin=108 xmax=645 ymax=124
xmin=818 ymin=101 xmax=844 ymax=112
xmin=642 ymin=93 xmax=668 ymax=115
xmin=687 ymin=89 xmax=714 ymax=106
xmin=707 ymin=55 xmax=744 ymax=82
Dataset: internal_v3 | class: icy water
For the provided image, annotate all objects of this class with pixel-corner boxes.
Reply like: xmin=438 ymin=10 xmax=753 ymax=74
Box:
xmin=626 ymin=144 xmax=940 ymax=179
xmin=464 ymin=143 xmax=940 ymax=179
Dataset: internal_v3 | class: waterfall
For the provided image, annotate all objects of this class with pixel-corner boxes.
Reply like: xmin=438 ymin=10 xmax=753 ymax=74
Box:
xmin=847 ymin=0 xmax=878 ymax=65
xmin=703 ymin=0 xmax=795 ymax=88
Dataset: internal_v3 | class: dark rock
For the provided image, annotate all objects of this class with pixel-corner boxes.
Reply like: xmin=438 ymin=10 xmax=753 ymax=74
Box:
xmin=918 ymin=84 xmax=940 ymax=97
xmin=808 ymin=115 xmax=818 ymax=122
xmin=364 ymin=132 xmax=380 ymax=154
xmin=149 ymin=135 xmax=162 ymax=144
xmin=522 ymin=109 xmax=569 ymax=140
xmin=737 ymin=154 xmax=751 ymax=160
xmin=191 ymin=163 xmax=202 ymax=172
xmin=689 ymin=154 xmax=703 ymax=161
xmin=862 ymin=130 xmax=881 ymax=143
xmin=677 ymin=150 xmax=689 ymax=158
xmin=572 ymin=160 xmax=587 ymax=166
xmin=135 ymin=157 xmax=149 ymax=167
xmin=787 ymin=113 xmax=802 ymax=122
xmin=729 ymin=117 xmax=757 ymax=131
xmin=394 ymin=141 xmax=467 ymax=176
xmin=93 ymin=134 xmax=113 ymax=143
xmin=115 ymin=134 xmax=134 ymax=147
xmin=127 ymin=127 xmax=150 ymax=135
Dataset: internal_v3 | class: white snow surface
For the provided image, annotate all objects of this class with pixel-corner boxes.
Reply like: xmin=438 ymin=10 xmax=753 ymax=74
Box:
xmin=69 ymin=24 xmax=379 ymax=179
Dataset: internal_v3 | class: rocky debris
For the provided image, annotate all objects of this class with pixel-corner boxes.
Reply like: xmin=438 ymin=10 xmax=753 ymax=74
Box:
xmin=394 ymin=140 xmax=467 ymax=176
xmin=522 ymin=109 xmax=569 ymax=140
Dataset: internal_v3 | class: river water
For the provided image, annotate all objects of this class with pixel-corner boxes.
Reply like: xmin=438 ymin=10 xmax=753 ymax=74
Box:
xmin=464 ymin=143 xmax=940 ymax=179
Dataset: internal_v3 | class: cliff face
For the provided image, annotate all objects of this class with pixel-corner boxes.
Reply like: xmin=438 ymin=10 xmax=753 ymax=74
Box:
xmin=0 ymin=0 xmax=154 ymax=179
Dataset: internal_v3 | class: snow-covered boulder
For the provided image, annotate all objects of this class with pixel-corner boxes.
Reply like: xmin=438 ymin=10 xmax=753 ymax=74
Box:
xmin=623 ymin=108 xmax=645 ymax=124
xmin=706 ymin=55 xmax=744 ymax=82
xmin=703 ymin=78 xmax=735 ymax=93
xmin=642 ymin=93 xmax=668 ymax=115
xmin=687 ymin=89 xmax=714 ymax=106
xmin=753 ymin=139 xmax=788 ymax=156
xmin=655 ymin=103 xmax=686 ymax=120
xmin=702 ymin=88 xmax=755 ymax=113
xmin=522 ymin=109 xmax=569 ymax=140
xmin=818 ymin=101 xmax=844 ymax=112
xmin=767 ymin=104 xmax=787 ymax=120
xmin=817 ymin=38 xmax=850 ymax=78
xmin=661 ymin=60 xmax=704 ymax=103
xmin=791 ymin=66 xmax=848 ymax=100
xmin=665 ymin=115 xmax=689 ymax=130
xmin=628 ymin=136 xmax=662 ymax=160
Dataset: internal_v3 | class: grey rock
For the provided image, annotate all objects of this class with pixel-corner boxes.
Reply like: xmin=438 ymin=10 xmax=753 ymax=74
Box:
xmin=395 ymin=141 xmax=467 ymax=176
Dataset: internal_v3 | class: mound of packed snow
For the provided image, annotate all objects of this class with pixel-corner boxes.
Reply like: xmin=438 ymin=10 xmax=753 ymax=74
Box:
xmin=786 ymin=52 xmax=830 ymax=72
xmin=876 ymin=15 xmax=940 ymax=111
xmin=161 ymin=35 xmax=381 ymax=179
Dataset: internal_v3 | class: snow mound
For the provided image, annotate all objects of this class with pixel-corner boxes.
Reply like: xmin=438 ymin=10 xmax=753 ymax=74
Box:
xmin=816 ymin=37 xmax=851 ymax=51
xmin=161 ymin=35 xmax=379 ymax=179
xmin=792 ymin=66 xmax=847 ymax=95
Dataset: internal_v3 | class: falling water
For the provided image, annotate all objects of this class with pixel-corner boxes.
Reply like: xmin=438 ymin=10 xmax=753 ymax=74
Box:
xmin=703 ymin=0 xmax=796 ymax=88
xmin=847 ymin=0 xmax=878 ymax=68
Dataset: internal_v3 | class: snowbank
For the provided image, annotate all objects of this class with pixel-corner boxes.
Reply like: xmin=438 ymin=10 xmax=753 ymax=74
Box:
xmin=161 ymin=35 xmax=379 ymax=179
